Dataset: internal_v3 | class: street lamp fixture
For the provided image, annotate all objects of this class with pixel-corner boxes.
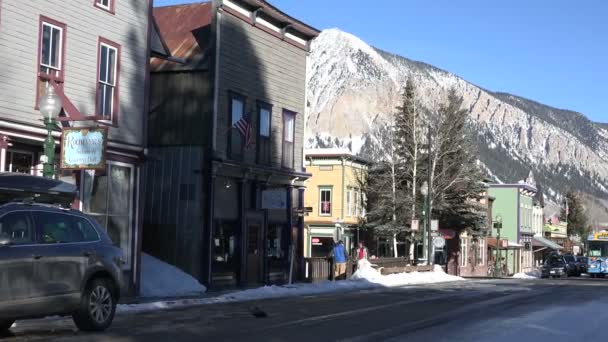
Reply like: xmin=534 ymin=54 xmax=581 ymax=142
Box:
xmin=39 ymin=82 xmax=62 ymax=178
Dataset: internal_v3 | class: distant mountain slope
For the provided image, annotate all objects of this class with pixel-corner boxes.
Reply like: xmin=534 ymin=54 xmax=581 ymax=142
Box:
xmin=305 ymin=28 xmax=608 ymax=212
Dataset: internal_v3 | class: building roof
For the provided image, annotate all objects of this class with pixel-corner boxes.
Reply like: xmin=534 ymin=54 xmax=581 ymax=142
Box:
xmin=151 ymin=2 xmax=213 ymax=72
xmin=488 ymin=182 xmax=538 ymax=194
xmin=304 ymin=148 xmax=370 ymax=165
xmin=151 ymin=1 xmax=321 ymax=72
xmin=238 ymin=0 xmax=321 ymax=38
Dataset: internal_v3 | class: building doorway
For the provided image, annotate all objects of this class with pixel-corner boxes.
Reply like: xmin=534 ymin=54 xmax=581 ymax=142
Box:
xmin=245 ymin=221 xmax=262 ymax=285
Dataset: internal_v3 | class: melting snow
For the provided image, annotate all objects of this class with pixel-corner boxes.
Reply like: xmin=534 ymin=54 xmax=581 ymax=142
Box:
xmin=118 ymin=260 xmax=463 ymax=314
xmin=140 ymin=253 xmax=207 ymax=298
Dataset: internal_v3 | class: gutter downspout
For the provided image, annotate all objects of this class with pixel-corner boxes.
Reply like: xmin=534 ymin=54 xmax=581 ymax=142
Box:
xmin=341 ymin=157 xmax=346 ymax=222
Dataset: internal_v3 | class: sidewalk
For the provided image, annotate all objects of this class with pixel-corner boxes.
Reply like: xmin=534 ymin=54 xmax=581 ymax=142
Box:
xmin=117 ymin=261 xmax=465 ymax=315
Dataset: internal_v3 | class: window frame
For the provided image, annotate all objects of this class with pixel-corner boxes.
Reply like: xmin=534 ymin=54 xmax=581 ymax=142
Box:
xmin=94 ymin=37 xmax=121 ymax=125
xmin=0 ymin=210 xmax=36 ymax=245
xmin=256 ymin=100 xmax=272 ymax=165
xmin=227 ymin=91 xmax=246 ymax=160
xmin=94 ymin=0 xmax=115 ymax=14
xmin=32 ymin=211 xmax=101 ymax=245
xmin=346 ymin=188 xmax=352 ymax=217
xmin=282 ymin=109 xmax=296 ymax=169
xmin=36 ymin=16 xmax=67 ymax=109
xmin=319 ymin=186 xmax=332 ymax=217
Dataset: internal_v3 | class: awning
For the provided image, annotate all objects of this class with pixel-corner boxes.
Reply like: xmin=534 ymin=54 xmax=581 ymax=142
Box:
xmin=532 ymin=236 xmax=563 ymax=250
xmin=487 ymin=237 xmax=524 ymax=249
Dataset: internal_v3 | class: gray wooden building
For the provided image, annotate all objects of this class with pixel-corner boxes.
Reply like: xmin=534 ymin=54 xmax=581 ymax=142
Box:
xmin=145 ymin=0 xmax=319 ymax=288
xmin=0 ymin=0 xmax=169 ymax=295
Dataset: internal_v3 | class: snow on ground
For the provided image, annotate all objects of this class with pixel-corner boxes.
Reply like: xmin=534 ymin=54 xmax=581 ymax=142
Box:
xmin=140 ymin=253 xmax=207 ymax=298
xmin=119 ymin=260 xmax=464 ymax=314
xmin=512 ymin=269 xmax=541 ymax=279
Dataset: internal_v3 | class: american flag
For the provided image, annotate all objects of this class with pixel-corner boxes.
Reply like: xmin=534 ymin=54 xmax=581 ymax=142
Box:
xmin=233 ymin=117 xmax=254 ymax=149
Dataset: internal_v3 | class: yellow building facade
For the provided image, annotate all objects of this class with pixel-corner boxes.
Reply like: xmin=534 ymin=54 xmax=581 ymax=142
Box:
xmin=303 ymin=149 xmax=368 ymax=258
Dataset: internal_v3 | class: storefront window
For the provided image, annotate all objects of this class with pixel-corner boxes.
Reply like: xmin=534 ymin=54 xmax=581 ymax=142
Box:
xmin=267 ymin=224 xmax=283 ymax=259
xmin=5 ymin=151 xmax=34 ymax=174
xmin=310 ymin=236 xmax=333 ymax=258
xmin=212 ymin=221 xmax=238 ymax=283
xmin=83 ymin=163 xmax=133 ymax=268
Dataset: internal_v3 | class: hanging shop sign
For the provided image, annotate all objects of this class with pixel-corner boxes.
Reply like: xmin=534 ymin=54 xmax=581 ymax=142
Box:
xmin=60 ymin=127 xmax=107 ymax=170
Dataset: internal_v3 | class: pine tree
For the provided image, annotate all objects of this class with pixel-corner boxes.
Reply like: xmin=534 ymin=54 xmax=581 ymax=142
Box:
xmin=560 ymin=191 xmax=590 ymax=238
xmin=426 ymin=88 xmax=487 ymax=233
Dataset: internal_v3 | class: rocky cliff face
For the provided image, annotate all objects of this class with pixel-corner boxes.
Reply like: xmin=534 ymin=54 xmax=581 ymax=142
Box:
xmin=306 ymin=28 xmax=608 ymax=214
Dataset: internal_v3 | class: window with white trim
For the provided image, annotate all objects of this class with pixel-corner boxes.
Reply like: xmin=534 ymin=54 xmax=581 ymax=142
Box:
xmin=346 ymin=189 xmax=352 ymax=217
xmin=40 ymin=22 xmax=63 ymax=78
xmin=477 ymin=239 xmax=485 ymax=265
xmin=319 ymin=187 xmax=331 ymax=216
xmin=460 ymin=238 xmax=467 ymax=267
xmin=97 ymin=42 xmax=118 ymax=119
xmin=95 ymin=0 xmax=112 ymax=11
xmin=282 ymin=110 xmax=295 ymax=169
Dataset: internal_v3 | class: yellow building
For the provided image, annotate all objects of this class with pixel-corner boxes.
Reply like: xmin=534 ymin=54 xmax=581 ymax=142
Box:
xmin=303 ymin=149 xmax=369 ymax=257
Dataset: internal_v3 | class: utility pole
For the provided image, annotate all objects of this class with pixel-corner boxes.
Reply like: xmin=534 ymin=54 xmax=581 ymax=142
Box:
xmin=426 ymin=124 xmax=433 ymax=265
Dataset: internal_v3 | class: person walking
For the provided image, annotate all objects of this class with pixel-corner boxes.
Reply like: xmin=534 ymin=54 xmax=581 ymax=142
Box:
xmin=330 ymin=240 xmax=348 ymax=280
xmin=353 ymin=241 xmax=369 ymax=261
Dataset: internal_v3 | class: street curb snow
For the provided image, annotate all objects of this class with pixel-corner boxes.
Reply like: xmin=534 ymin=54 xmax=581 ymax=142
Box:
xmin=117 ymin=266 xmax=465 ymax=315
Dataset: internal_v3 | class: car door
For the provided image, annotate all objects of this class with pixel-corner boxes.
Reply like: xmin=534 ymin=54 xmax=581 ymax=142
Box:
xmin=0 ymin=211 xmax=37 ymax=305
xmin=32 ymin=211 xmax=89 ymax=301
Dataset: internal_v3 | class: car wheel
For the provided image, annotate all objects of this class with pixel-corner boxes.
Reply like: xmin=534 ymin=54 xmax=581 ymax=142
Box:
xmin=73 ymin=278 xmax=116 ymax=332
xmin=0 ymin=320 xmax=14 ymax=333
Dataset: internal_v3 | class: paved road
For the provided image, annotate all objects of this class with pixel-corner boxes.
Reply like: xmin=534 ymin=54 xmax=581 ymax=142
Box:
xmin=4 ymin=277 xmax=608 ymax=341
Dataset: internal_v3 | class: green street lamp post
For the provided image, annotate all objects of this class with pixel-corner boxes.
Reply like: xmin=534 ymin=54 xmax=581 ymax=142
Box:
xmin=39 ymin=82 xmax=62 ymax=178
xmin=494 ymin=214 xmax=503 ymax=278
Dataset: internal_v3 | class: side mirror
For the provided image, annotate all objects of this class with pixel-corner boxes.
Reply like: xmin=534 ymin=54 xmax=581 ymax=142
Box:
xmin=0 ymin=237 xmax=13 ymax=247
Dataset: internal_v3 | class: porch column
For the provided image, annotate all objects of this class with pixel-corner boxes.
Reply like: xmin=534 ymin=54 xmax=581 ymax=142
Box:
xmin=0 ymin=135 xmax=8 ymax=172
xmin=297 ymin=186 xmax=305 ymax=280
xmin=238 ymin=179 xmax=247 ymax=286
xmin=286 ymin=185 xmax=294 ymax=282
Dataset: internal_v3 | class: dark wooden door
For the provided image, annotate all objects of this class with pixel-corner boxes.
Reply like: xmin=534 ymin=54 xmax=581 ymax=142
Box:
xmin=246 ymin=223 xmax=262 ymax=284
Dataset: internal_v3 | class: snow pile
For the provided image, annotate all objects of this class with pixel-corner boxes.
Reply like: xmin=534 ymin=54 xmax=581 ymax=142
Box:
xmin=118 ymin=260 xmax=463 ymax=314
xmin=140 ymin=253 xmax=206 ymax=298
xmin=351 ymin=259 xmax=464 ymax=287
xmin=512 ymin=269 xmax=541 ymax=279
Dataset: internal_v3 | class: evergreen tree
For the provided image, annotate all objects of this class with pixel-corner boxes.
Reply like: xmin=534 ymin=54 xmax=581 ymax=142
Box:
xmin=560 ymin=191 xmax=590 ymax=238
xmin=426 ymin=88 xmax=487 ymax=233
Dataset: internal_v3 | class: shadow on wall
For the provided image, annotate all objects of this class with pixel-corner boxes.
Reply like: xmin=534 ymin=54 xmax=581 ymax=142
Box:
xmin=142 ymin=6 xmax=272 ymax=287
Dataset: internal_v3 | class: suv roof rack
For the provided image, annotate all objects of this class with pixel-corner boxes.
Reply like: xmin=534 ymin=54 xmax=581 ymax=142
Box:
xmin=0 ymin=198 xmax=74 ymax=211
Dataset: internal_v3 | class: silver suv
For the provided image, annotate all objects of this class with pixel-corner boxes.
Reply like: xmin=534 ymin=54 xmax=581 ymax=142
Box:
xmin=0 ymin=202 xmax=124 ymax=333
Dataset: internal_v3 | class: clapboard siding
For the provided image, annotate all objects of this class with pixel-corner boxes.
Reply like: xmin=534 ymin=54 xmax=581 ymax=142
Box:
xmin=0 ymin=0 xmax=149 ymax=146
xmin=215 ymin=12 xmax=307 ymax=171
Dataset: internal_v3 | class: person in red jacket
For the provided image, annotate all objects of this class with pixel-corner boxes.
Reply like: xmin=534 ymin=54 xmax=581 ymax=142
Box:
xmin=354 ymin=241 xmax=369 ymax=261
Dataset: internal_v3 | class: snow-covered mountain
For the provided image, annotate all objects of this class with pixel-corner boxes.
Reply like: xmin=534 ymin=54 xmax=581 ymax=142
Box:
xmin=306 ymin=28 xmax=608 ymax=219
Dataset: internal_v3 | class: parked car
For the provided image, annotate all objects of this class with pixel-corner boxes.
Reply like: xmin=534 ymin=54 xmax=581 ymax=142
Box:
xmin=577 ymin=256 xmax=588 ymax=274
xmin=0 ymin=202 xmax=124 ymax=333
xmin=541 ymin=254 xmax=568 ymax=278
xmin=563 ymin=254 xmax=582 ymax=276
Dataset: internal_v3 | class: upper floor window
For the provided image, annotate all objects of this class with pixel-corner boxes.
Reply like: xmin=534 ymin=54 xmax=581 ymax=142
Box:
xmin=96 ymin=39 xmax=120 ymax=121
xmin=346 ymin=188 xmax=352 ymax=217
xmin=37 ymin=17 xmax=66 ymax=106
xmin=282 ymin=110 xmax=296 ymax=169
xmin=257 ymin=102 xmax=272 ymax=165
xmin=228 ymin=92 xmax=246 ymax=160
xmin=319 ymin=187 xmax=332 ymax=216
xmin=94 ymin=0 xmax=115 ymax=13
xmin=40 ymin=22 xmax=63 ymax=78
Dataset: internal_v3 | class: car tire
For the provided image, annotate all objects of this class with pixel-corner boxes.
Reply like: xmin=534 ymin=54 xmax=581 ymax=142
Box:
xmin=73 ymin=278 xmax=116 ymax=332
xmin=0 ymin=320 xmax=14 ymax=333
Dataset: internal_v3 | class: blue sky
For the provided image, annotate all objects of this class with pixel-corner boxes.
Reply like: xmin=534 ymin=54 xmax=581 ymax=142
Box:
xmin=155 ymin=0 xmax=608 ymax=123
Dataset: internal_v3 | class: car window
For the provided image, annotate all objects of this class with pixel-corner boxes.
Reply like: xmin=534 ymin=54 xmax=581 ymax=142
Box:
xmin=73 ymin=216 xmax=100 ymax=242
xmin=34 ymin=211 xmax=95 ymax=244
xmin=564 ymin=256 xmax=575 ymax=262
xmin=0 ymin=211 xmax=34 ymax=244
